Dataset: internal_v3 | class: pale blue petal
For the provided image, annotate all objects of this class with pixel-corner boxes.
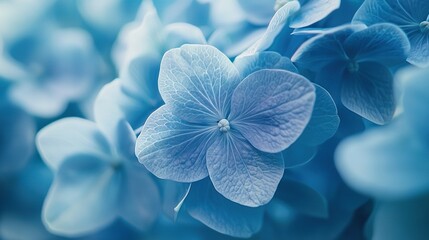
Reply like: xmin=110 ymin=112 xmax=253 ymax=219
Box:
xmin=111 ymin=119 xmax=136 ymax=161
xmin=9 ymin=83 xmax=68 ymax=118
xmin=292 ymin=24 xmax=366 ymax=71
xmin=298 ymin=84 xmax=339 ymax=146
xmin=344 ymin=23 xmax=410 ymax=65
xmin=118 ymin=164 xmax=160 ymax=230
xmin=335 ymin=120 xmax=429 ymax=199
xmin=237 ymin=0 xmax=276 ymax=25
xmin=290 ymin=0 xmax=341 ymax=28
xmin=0 ymin=103 xmax=35 ymax=175
xmin=94 ymin=79 xmax=157 ymax=132
xmin=161 ymin=23 xmax=207 ymax=51
xmin=43 ymin=155 xmax=121 ymax=236
xmin=158 ymin=44 xmax=241 ymax=123
xmin=230 ymin=69 xmax=315 ymax=153
xmin=341 ymin=62 xmax=395 ymax=125
xmin=36 ymin=118 xmax=111 ymax=171
xmin=276 ymin=179 xmax=328 ymax=218
xmin=186 ymin=179 xmax=264 ymax=238
xmin=206 ymin=132 xmax=284 ymax=207
xmin=407 ymin=32 xmax=429 ymax=68
xmin=233 ymin=51 xmax=297 ymax=79
xmin=401 ymin=67 xmax=429 ymax=142
xmin=373 ymin=195 xmax=429 ymax=240
xmin=136 ymin=105 xmax=215 ymax=182
xmin=209 ymin=24 xmax=266 ymax=57
xmin=238 ymin=1 xmax=300 ymax=57
xmin=152 ymin=0 xmax=210 ymax=26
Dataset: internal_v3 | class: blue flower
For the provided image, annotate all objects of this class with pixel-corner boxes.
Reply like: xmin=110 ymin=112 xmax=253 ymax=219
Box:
xmin=292 ymin=23 xmax=410 ymax=124
xmin=335 ymin=67 xmax=429 ymax=239
xmin=6 ymin=28 xmax=100 ymax=118
xmin=136 ymin=44 xmax=316 ymax=207
xmin=353 ymin=0 xmax=429 ymax=67
xmin=36 ymin=117 xmax=160 ymax=236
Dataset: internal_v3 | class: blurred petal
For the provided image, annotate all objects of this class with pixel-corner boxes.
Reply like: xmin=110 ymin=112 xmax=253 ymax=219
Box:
xmin=234 ymin=51 xmax=297 ymax=79
xmin=373 ymin=195 xmax=429 ymax=240
xmin=37 ymin=118 xmax=111 ymax=170
xmin=43 ymin=155 xmax=121 ymax=236
xmin=290 ymin=0 xmax=341 ymax=28
xmin=186 ymin=179 xmax=264 ymax=238
xmin=341 ymin=62 xmax=395 ymax=125
xmin=161 ymin=23 xmax=207 ymax=50
xmin=276 ymin=179 xmax=328 ymax=218
xmin=335 ymin=120 xmax=429 ymax=199
xmin=206 ymin=132 xmax=284 ymax=207
xmin=237 ymin=0 xmax=276 ymax=25
xmin=344 ymin=23 xmax=410 ymax=65
xmin=136 ymin=105 xmax=214 ymax=182
xmin=230 ymin=70 xmax=315 ymax=153
xmin=119 ymin=164 xmax=160 ymax=230
xmin=158 ymin=44 xmax=241 ymax=123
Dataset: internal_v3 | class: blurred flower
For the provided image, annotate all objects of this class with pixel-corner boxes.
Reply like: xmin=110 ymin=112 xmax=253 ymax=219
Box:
xmin=36 ymin=117 xmax=160 ymax=236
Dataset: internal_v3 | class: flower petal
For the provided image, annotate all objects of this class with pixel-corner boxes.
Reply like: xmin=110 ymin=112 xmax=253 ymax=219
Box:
xmin=43 ymin=154 xmax=121 ymax=236
xmin=238 ymin=1 xmax=300 ymax=57
xmin=341 ymin=62 xmax=395 ymax=125
xmin=206 ymin=132 xmax=284 ymax=207
xmin=292 ymin=24 xmax=366 ymax=71
xmin=36 ymin=118 xmax=111 ymax=171
xmin=290 ymin=0 xmax=341 ymax=29
xmin=230 ymin=69 xmax=315 ymax=153
xmin=136 ymin=105 xmax=215 ymax=182
xmin=407 ymin=32 xmax=429 ymax=68
xmin=118 ymin=164 xmax=160 ymax=231
xmin=158 ymin=44 xmax=241 ymax=122
xmin=233 ymin=51 xmax=297 ymax=79
xmin=298 ymin=84 xmax=339 ymax=146
xmin=335 ymin=120 xmax=429 ymax=200
xmin=185 ymin=179 xmax=264 ymax=238
xmin=344 ymin=23 xmax=410 ymax=65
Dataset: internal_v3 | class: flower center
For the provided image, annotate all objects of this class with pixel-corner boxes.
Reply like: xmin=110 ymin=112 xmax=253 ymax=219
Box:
xmin=420 ymin=21 xmax=429 ymax=33
xmin=217 ymin=119 xmax=230 ymax=133
xmin=347 ymin=61 xmax=359 ymax=73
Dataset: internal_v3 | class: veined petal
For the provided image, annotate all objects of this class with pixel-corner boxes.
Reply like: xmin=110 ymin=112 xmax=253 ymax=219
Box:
xmin=341 ymin=62 xmax=395 ymax=125
xmin=335 ymin=120 xmax=429 ymax=200
xmin=186 ymin=179 xmax=264 ymax=238
xmin=206 ymin=132 xmax=284 ymax=207
xmin=43 ymin=154 xmax=121 ymax=236
xmin=158 ymin=44 xmax=241 ymax=123
xmin=234 ymin=51 xmax=297 ymax=79
xmin=36 ymin=118 xmax=111 ymax=171
xmin=136 ymin=105 xmax=216 ymax=182
xmin=230 ymin=69 xmax=315 ymax=153
xmin=407 ymin=32 xmax=429 ymax=68
xmin=344 ymin=23 xmax=410 ymax=65
xmin=290 ymin=0 xmax=341 ymax=29
xmin=238 ymin=1 xmax=300 ymax=58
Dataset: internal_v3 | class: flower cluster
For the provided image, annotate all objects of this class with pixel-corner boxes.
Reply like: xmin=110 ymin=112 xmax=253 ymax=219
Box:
xmin=0 ymin=0 xmax=428 ymax=239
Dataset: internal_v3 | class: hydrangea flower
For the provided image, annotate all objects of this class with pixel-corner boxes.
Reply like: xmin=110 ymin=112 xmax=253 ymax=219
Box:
xmin=136 ymin=44 xmax=316 ymax=208
xmin=335 ymin=67 xmax=429 ymax=239
xmin=353 ymin=0 xmax=429 ymax=67
xmin=96 ymin=6 xmax=206 ymax=131
xmin=292 ymin=23 xmax=410 ymax=124
xmin=36 ymin=117 xmax=160 ymax=236
xmin=6 ymin=28 xmax=100 ymax=118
